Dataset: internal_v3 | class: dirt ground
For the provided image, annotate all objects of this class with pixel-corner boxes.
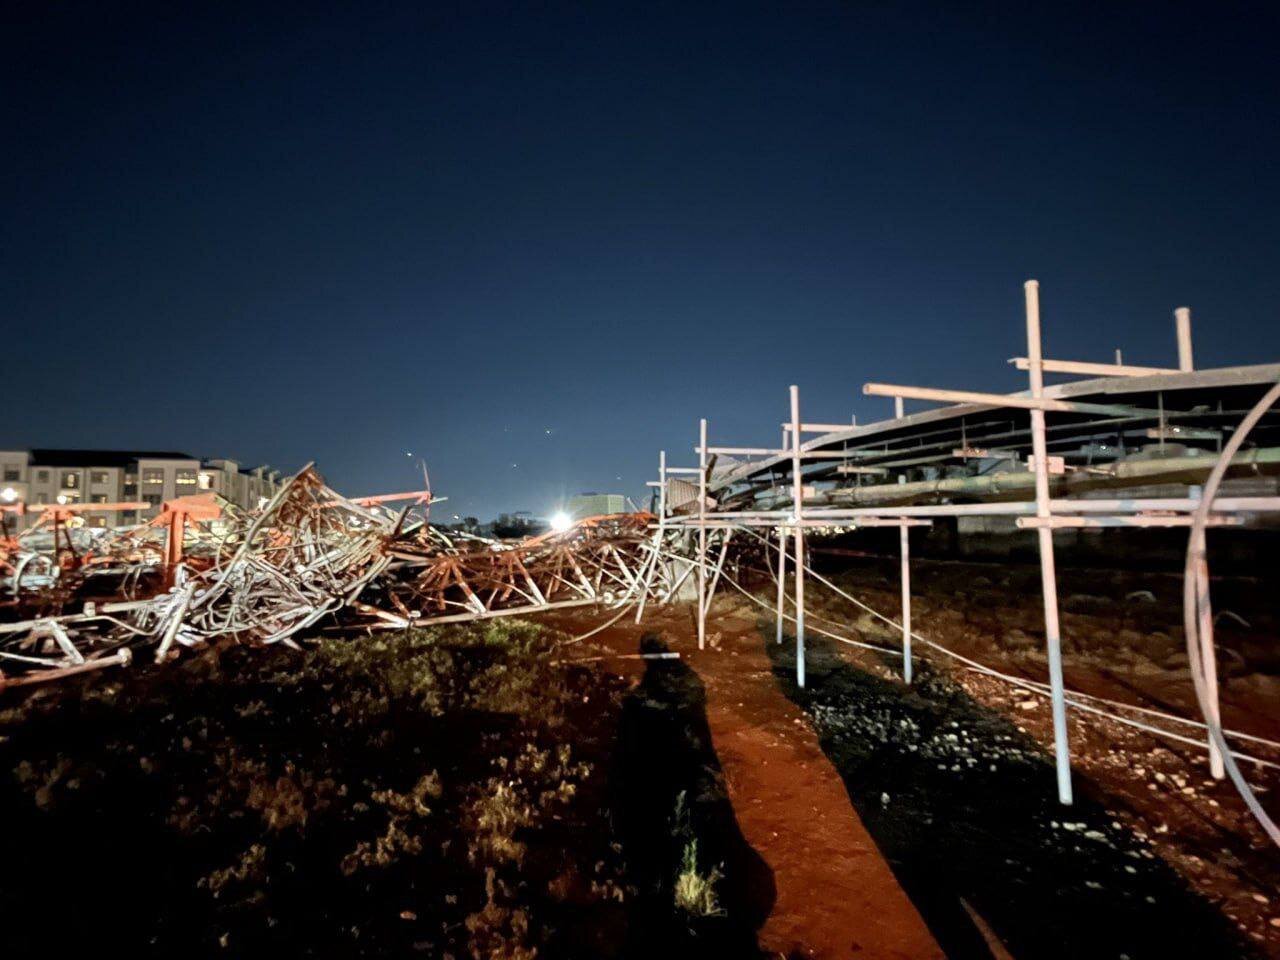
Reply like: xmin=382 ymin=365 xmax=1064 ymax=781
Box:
xmin=552 ymin=576 xmax=1274 ymax=960
xmin=1 ymin=552 xmax=1276 ymax=958
xmin=546 ymin=605 xmax=945 ymax=959
xmin=798 ymin=553 xmax=1280 ymax=955
xmin=0 ymin=620 xmax=767 ymax=958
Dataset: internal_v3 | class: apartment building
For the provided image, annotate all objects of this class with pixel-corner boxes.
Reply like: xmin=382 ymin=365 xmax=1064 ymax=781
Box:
xmin=0 ymin=449 xmax=283 ymax=530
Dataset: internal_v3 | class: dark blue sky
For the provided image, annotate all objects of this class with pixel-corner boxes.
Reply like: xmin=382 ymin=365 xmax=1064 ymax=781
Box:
xmin=4 ymin=2 xmax=1278 ymax=519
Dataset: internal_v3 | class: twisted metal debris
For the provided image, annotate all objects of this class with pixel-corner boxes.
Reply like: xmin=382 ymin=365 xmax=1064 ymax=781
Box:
xmin=0 ymin=466 xmax=675 ymax=690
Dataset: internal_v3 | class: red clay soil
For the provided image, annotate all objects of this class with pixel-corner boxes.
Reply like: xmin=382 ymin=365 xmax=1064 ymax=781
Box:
xmin=547 ymin=605 xmax=944 ymax=960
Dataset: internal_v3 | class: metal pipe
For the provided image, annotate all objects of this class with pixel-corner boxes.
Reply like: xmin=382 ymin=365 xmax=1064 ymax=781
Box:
xmin=697 ymin=445 xmax=786 ymax=456
xmin=703 ymin=530 xmax=733 ymax=619
xmin=1189 ymin=482 xmax=1225 ymax=778
xmin=1176 ymin=306 xmax=1194 ymax=372
xmin=1195 ymin=527 xmax=1224 ymax=778
xmin=775 ymin=523 xmax=786 ymax=645
xmin=698 ymin=419 xmax=707 ymax=651
xmin=634 ymin=450 xmax=666 ymax=625
xmin=803 ymin=448 xmax=1280 ymax=509
xmin=1010 ymin=357 xmax=1178 ymax=377
xmin=1026 ymin=279 xmax=1074 ymax=805
xmin=791 ymin=385 xmax=805 ymax=687
xmin=864 ymin=382 xmax=1147 ymax=417
xmin=899 ymin=477 xmax=912 ymax=684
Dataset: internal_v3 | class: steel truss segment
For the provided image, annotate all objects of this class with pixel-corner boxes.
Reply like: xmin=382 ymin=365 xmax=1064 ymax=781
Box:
xmin=640 ymin=280 xmax=1279 ymax=828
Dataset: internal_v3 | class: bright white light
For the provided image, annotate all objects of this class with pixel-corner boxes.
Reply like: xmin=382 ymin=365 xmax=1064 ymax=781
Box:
xmin=0 ymin=487 xmax=16 ymax=503
xmin=56 ymin=494 xmax=69 ymax=505
xmin=549 ymin=511 xmax=572 ymax=533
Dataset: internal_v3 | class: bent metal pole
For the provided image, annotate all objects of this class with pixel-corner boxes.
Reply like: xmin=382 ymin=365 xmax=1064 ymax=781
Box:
xmin=1026 ymin=279 xmax=1074 ymax=805
xmin=776 ymin=523 xmax=786 ymax=645
xmin=698 ymin=418 xmax=707 ymax=651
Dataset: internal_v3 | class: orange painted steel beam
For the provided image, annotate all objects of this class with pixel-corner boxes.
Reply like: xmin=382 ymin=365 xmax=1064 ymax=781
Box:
xmin=151 ymin=495 xmax=224 ymax=584
xmin=346 ymin=490 xmax=432 ymax=507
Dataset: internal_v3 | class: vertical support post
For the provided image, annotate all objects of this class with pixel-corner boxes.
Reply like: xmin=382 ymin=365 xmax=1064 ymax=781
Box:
xmin=697 ymin=419 xmax=707 ymax=651
xmin=1025 ymin=279 xmax=1074 ymax=805
xmin=658 ymin=449 xmax=667 ymax=520
xmin=775 ymin=523 xmax=787 ymax=644
xmin=165 ymin=509 xmax=185 ymax=587
xmin=1190 ymin=487 xmax=1224 ymax=778
xmin=790 ymin=385 xmax=805 ymax=688
xmin=635 ymin=450 xmax=666 ymax=624
xmin=894 ymin=396 xmax=905 ymax=419
xmin=899 ymin=476 xmax=912 ymax=684
xmin=1175 ymin=306 xmax=1194 ymax=372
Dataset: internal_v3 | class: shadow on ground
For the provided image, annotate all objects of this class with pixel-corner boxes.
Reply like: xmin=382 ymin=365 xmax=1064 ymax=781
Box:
xmin=0 ymin=623 xmax=774 ymax=958
xmin=765 ymin=631 xmax=1258 ymax=960
xmin=610 ymin=633 xmax=774 ymax=958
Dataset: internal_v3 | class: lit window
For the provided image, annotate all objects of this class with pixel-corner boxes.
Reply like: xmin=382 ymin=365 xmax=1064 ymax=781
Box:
xmin=198 ymin=472 xmax=213 ymax=490
xmin=90 ymin=471 xmax=111 ymax=485
xmin=91 ymin=494 xmax=108 ymax=504
xmin=175 ymin=469 xmax=197 ymax=486
xmin=61 ymin=471 xmax=80 ymax=489
xmin=143 ymin=469 xmax=164 ymax=485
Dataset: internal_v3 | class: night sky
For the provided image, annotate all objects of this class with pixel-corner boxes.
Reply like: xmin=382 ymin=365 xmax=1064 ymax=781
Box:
xmin=5 ymin=2 xmax=1278 ymax=520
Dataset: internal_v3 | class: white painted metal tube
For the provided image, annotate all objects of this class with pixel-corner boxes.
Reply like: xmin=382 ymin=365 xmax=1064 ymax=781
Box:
xmin=1026 ymin=279 xmax=1074 ymax=806
xmin=697 ymin=446 xmax=786 ymax=456
xmin=702 ymin=530 xmax=733 ymax=619
xmin=1017 ymin=515 xmax=1244 ymax=529
xmin=634 ymin=450 xmax=666 ymax=625
xmin=864 ymin=382 xmax=1140 ymax=417
xmin=1176 ymin=306 xmax=1194 ymax=372
xmin=698 ymin=420 xmax=707 ymax=651
xmin=790 ymin=385 xmax=806 ymax=688
xmin=775 ymin=523 xmax=786 ymax=645
xmin=900 ymin=517 xmax=912 ymax=684
xmin=1194 ymin=525 xmax=1225 ymax=778
xmin=698 ymin=496 xmax=1280 ymax=522
xmin=785 ymin=422 xmax=861 ymax=433
xmin=1009 ymin=357 xmax=1178 ymax=377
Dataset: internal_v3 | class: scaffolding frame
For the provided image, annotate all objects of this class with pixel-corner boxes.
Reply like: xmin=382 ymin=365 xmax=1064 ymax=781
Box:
xmin=656 ymin=280 xmax=1280 ymax=806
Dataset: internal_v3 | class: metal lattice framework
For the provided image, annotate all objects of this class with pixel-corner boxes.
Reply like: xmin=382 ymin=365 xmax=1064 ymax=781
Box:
xmin=3 ymin=278 xmax=1278 ymax=847
xmin=640 ymin=280 xmax=1280 ymax=843
xmin=0 ymin=471 xmax=683 ymax=689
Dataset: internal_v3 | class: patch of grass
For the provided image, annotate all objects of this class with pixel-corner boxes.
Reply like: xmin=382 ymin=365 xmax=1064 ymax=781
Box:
xmin=0 ymin=618 xmax=633 ymax=957
xmin=673 ymin=838 xmax=723 ymax=918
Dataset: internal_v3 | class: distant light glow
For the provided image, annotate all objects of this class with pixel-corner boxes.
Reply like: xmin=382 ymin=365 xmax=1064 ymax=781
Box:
xmin=0 ymin=487 xmax=17 ymax=503
xmin=56 ymin=494 xmax=69 ymax=505
xmin=549 ymin=511 xmax=572 ymax=533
